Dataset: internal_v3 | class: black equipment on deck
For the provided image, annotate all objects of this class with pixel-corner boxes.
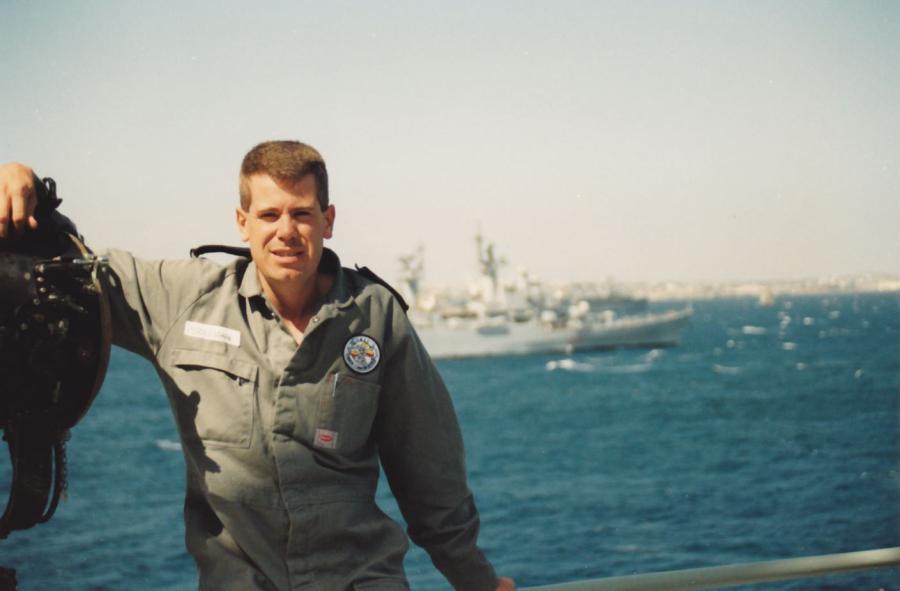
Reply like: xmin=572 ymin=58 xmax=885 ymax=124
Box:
xmin=0 ymin=176 xmax=112 ymax=540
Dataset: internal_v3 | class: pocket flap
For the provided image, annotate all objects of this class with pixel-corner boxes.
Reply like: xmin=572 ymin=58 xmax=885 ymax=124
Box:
xmin=334 ymin=372 xmax=381 ymax=396
xmin=171 ymin=348 xmax=257 ymax=382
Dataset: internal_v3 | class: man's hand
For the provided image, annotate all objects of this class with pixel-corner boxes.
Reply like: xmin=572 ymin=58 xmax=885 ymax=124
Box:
xmin=496 ymin=577 xmax=516 ymax=591
xmin=0 ymin=162 xmax=39 ymax=239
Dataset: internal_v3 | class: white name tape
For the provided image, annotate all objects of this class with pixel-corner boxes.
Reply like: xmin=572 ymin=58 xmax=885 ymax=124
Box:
xmin=184 ymin=321 xmax=241 ymax=347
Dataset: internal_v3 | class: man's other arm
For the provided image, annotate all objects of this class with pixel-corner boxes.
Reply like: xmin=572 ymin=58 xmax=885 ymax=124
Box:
xmin=375 ymin=297 xmax=515 ymax=591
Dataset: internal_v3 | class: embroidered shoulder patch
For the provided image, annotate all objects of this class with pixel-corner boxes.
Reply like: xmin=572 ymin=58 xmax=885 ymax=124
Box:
xmin=343 ymin=335 xmax=381 ymax=374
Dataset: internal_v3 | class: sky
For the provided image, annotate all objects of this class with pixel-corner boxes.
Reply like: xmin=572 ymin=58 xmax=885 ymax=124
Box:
xmin=2 ymin=0 xmax=898 ymax=286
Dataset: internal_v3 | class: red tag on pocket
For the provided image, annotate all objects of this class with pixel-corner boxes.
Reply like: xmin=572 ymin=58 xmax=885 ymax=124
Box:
xmin=314 ymin=428 xmax=338 ymax=449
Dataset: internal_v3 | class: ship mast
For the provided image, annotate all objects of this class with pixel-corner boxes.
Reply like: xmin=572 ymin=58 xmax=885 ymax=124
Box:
xmin=475 ymin=229 xmax=505 ymax=304
xmin=397 ymin=245 xmax=425 ymax=309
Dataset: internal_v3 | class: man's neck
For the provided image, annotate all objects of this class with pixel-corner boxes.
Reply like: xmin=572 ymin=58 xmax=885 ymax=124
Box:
xmin=261 ymin=272 xmax=317 ymax=319
xmin=258 ymin=271 xmax=334 ymax=337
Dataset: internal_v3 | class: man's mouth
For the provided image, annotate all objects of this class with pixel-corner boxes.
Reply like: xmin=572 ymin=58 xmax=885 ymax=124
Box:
xmin=271 ymin=249 xmax=303 ymax=261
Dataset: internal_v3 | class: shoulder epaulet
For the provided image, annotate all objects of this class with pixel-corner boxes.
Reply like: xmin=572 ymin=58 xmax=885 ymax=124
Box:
xmin=190 ymin=245 xmax=251 ymax=258
xmin=354 ymin=265 xmax=409 ymax=313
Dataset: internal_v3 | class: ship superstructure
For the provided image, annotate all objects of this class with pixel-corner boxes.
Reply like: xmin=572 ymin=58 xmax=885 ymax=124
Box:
xmin=400 ymin=233 xmax=692 ymax=360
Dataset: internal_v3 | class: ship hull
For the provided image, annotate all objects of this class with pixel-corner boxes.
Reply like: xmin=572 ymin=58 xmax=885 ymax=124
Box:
xmin=415 ymin=308 xmax=693 ymax=360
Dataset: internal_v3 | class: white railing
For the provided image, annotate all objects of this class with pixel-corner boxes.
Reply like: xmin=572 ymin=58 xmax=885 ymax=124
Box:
xmin=522 ymin=547 xmax=900 ymax=591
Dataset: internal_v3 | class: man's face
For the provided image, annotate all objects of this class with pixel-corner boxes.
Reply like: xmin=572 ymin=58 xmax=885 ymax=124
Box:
xmin=236 ymin=173 xmax=335 ymax=288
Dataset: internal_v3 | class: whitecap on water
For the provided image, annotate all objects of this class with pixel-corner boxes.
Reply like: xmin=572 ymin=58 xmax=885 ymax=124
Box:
xmin=545 ymin=357 xmax=654 ymax=374
xmin=545 ymin=358 xmax=593 ymax=372
xmin=601 ymin=363 xmax=653 ymax=374
xmin=782 ymin=342 xmax=797 ymax=350
xmin=155 ymin=439 xmax=182 ymax=452
xmin=643 ymin=349 xmax=664 ymax=362
xmin=613 ymin=544 xmax=641 ymax=553
xmin=742 ymin=325 xmax=767 ymax=335
xmin=713 ymin=364 xmax=741 ymax=375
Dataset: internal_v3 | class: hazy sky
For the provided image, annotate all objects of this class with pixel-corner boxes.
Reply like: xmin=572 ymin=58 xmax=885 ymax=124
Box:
xmin=3 ymin=1 xmax=898 ymax=285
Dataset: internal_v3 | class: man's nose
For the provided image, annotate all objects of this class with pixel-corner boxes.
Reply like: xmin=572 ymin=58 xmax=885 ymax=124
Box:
xmin=276 ymin=215 xmax=297 ymax=240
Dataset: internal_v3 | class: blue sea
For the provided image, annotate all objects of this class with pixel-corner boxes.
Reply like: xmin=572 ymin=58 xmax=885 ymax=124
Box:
xmin=2 ymin=293 xmax=898 ymax=590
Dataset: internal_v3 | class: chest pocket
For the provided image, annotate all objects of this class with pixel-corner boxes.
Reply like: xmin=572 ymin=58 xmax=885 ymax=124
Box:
xmin=170 ymin=348 xmax=258 ymax=448
xmin=311 ymin=373 xmax=381 ymax=456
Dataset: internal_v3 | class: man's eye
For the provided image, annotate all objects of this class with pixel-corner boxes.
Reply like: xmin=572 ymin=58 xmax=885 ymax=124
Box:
xmin=292 ymin=211 xmax=309 ymax=219
xmin=260 ymin=213 xmax=278 ymax=221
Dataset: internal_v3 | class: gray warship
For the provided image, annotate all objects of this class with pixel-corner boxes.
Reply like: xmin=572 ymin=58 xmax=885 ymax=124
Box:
xmin=398 ymin=234 xmax=693 ymax=360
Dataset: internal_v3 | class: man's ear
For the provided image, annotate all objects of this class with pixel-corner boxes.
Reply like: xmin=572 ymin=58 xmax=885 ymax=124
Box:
xmin=323 ymin=205 xmax=336 ymax=240
xmin=236 ymin=208 xmax=249 ymax=242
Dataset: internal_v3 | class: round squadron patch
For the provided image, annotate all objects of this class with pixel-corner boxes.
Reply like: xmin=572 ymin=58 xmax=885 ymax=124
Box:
xmin=343 ymin=335 xmax=381 ymax=374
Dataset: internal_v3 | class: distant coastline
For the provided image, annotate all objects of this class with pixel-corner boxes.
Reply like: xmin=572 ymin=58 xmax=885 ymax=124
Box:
xmin=413 ymin=274 xmax=900 ymax=306
xmin=631 ymin=274 xmax=900 ymax=302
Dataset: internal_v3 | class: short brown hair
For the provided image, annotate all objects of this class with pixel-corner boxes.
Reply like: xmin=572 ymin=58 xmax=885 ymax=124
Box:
xmin=239 ymin=140 xmax=329 ymax=211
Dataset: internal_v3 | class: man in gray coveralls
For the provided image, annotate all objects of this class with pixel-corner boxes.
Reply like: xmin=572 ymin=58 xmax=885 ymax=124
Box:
xmin=0 ymin=142 xmax=515 ymax=591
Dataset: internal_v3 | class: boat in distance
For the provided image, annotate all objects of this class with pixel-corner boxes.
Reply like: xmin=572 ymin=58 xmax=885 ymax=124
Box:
xmin=414 ymin=307 xmax=693 ymax=360
xmin=398 ymin=233 xmax=693 ymax=360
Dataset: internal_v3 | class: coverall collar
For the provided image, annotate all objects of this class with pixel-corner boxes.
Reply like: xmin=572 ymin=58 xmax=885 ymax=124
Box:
xmin=238 ymin=248 xmax=354 ymax=313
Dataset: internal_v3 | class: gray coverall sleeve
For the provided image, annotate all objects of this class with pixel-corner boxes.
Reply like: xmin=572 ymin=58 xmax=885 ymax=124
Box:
xmin=374 ymin=301 xmax=498 ymax=591
xmin=97 ymin=248 xmax=208 ymax=359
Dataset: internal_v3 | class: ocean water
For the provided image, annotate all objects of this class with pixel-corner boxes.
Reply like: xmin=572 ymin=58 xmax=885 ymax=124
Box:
xmin=2 ymin=293 xmax=898 ymax=590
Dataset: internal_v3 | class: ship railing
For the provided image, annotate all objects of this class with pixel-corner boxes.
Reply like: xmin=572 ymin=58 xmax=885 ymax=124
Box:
xmin=521 ymin=546 xmax=900 ymax=590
